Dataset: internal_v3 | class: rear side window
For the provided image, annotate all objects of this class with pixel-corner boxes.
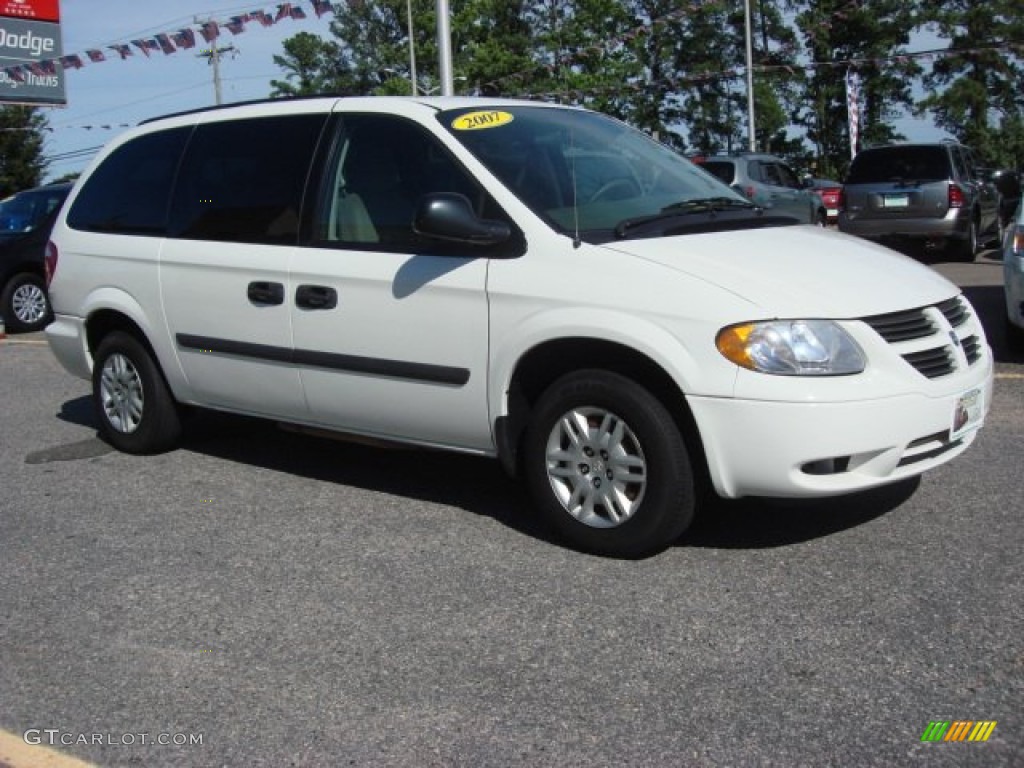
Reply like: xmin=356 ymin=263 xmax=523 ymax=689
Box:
xmin=846 ymin=146 xmax=951 ymax=184
xmin=700 ymin=161 xmax=736 ymax=185
xmin=67 ymin=128 xmax=190 ymax=235
xmin=169 ymin=114 xmax=327 ymax=244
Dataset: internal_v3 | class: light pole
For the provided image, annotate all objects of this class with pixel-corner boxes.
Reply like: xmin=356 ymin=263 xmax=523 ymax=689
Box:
xmin=436 ymin=0 xmax=454 ymax=96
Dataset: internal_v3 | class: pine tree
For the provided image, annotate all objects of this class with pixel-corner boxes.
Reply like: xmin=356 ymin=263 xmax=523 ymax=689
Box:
xmin=0 ymin=106 xmax=48 ymax=198
xmin=789 ymin=0 xmax=921 ymax=179
xmin=916 ymin=0 xmax=1024 ymax=167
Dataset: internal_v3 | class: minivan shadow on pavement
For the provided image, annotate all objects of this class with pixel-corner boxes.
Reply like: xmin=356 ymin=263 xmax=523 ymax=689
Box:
xmin=684 ymin=478 xmax=919 ymax=549
xmin=51 ymin=395 xmax=921 ymax=554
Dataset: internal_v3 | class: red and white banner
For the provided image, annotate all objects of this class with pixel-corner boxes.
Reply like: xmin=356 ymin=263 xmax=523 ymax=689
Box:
xmin=845 ymin=69 xmax=861 ymax=159
xmin=0 ymin=0 xmax=60 ymax=23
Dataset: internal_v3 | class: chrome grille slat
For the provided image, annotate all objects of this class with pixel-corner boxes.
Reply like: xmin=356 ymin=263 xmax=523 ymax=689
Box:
xmin=961 ymin=334 xmax=981 ymax=365
xmin=862 ymin=309 xmax=935 ymax=342
xmin=901 ymin=346 xmax=955 ymax=378
xmin=936 ymin=296 xmax=969 ymax=327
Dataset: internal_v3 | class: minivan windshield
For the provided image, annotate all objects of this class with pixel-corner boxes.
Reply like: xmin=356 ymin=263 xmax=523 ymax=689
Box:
xmin=439 ymin=106 xmax=761 ymax=242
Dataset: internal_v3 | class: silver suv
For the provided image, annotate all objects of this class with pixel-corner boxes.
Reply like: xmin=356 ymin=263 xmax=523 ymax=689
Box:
xmin=838 ymin=142 xmax=1000 ymax=260
xmin=694 ymin=153 xmax=826 ymax=225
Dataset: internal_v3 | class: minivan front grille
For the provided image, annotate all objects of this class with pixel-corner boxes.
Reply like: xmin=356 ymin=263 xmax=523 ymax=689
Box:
xmin=861 ymin=295 xmax=985 ymax=380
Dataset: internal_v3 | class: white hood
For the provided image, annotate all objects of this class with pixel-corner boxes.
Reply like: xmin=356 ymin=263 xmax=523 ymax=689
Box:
xmin=600 ymin=225 xmax=959 ymax=318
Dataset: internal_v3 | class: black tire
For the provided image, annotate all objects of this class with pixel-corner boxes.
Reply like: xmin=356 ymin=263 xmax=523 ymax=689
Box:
xmin=1 ymin=272 xmax=52 ymax=333
xmin=522 ymin=370 xmax=695 ymax=558
xmin=1007 ymin=311 xmax=1024 ymax=353
xmin=92 ymin=331 xmax=181 ymax=454
xmin=815 ymin=209 xmax=828 ymax=227
xmin=950 ymin=217 xmax=978 ymax=262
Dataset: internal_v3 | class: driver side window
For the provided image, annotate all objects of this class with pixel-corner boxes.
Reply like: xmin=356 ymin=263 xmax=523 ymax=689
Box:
xmin=315 ymin=115 xmax=490 ymax=252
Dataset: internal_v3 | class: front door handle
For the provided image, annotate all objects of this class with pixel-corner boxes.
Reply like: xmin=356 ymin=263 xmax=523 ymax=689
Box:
xmin=248 ymin=281 xmax=284 ymax=306
xmin=295 ymin=284 xmax=338 ymax=310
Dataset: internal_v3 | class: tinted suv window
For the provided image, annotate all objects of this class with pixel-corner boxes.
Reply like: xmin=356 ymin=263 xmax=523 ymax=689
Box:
xmin=700 ymin=161 xmax=735 ymax=185
xmin=67 ymin=128 xmax=191 ymax=235
xmin=846 ymin=146 xmax=951 ymax=184
xmin=169 ymin=114 xmax=327 ymax=244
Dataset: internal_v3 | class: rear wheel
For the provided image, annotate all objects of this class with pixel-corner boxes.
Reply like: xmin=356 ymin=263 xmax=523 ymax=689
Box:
xmin=92 ymin=331 xmax=182 ymax=454
xmin=950 ymin=217 xmax=978 ymax=261
xmin=523 ymin=370 xmax=695 ymax=558
xmin=1 ymin=272 xmax=51 ymax=332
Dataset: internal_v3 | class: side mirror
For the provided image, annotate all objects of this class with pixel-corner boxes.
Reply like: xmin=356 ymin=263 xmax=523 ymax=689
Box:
xmin=992 ymin=169 xmax=1021 ymax=199
xmin=413 ymin=192 xmax=511 ymax=246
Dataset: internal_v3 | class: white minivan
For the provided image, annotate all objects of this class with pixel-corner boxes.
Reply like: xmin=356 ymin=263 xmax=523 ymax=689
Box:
xmin=45 ymin=97 xmax=993 ymax=557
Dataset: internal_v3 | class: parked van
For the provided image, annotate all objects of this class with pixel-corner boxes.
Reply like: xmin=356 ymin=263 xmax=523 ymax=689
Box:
xmin=46 ymin=97 xmax=993 ymax=556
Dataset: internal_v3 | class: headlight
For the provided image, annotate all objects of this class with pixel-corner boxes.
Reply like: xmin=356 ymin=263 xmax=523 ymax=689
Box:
xmin=716 ymin=320 xmax=865 ymax=375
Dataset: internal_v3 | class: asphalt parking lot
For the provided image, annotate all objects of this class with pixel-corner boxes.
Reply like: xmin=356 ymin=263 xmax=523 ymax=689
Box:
xmin=1 ymin=248 xmax=1022 ymax=767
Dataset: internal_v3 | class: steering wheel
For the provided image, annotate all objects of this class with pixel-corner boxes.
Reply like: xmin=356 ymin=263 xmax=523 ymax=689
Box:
xmin=589 ymin=178 xmax=642 ymax=203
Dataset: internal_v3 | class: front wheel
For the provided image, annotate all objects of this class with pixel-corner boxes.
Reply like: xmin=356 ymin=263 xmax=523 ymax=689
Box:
xmin=523 ymin=370 xmax=696 ymax=558
xmin=92 ymin=331 xmax=182 ymax=454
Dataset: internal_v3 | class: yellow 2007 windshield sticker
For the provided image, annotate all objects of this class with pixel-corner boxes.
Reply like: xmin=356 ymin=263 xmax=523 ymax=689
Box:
xmin=451 ymin=111 xmax=514 ymax=131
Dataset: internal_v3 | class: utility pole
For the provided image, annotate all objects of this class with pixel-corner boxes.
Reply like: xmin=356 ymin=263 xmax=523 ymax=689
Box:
xmin=195 ymin=18 xmax=238 ymax=105
xmin=744 ymin=0 xmax=756 ymax=152
xmin=407 ymin=0 xmax=417 ymax=95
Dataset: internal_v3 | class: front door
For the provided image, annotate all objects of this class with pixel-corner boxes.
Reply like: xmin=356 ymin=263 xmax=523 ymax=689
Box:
xmin=289 ymin=112 xmax=497 ymax=452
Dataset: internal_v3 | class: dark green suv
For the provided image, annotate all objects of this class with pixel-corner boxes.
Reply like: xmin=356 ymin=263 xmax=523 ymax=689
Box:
xmin=837 ymin=142 xmax=1000 ymax=260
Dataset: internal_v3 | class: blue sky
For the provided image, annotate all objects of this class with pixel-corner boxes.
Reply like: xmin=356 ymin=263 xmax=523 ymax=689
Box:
xmin=41 ymin=1 xmax=332 ymax=181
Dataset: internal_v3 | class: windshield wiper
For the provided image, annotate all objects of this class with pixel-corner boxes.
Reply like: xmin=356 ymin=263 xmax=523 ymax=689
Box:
xmin=614 ymin=197 xmax=760 ymax=238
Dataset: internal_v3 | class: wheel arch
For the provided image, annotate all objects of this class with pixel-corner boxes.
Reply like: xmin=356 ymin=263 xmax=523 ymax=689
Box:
xmin=85 ymin=308 xmax=153 ymax=359
xmin=82 ymin=301 xmax=188 ymax=399
xmin=494 ymin=336 xmax=711 ymax=492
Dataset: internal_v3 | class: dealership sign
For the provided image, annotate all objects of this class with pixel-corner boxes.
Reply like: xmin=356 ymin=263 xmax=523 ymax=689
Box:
xmin=0 ymin=0 xmax=65 ymax=105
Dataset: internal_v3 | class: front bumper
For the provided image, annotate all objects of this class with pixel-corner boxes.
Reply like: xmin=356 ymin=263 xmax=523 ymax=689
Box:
xmin=689 ymin=359 xmax=993 ymax=499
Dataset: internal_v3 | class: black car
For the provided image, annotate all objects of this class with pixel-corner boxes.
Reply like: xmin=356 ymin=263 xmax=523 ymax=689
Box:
xmin=0 ymin=182 xmax=72 ymax=332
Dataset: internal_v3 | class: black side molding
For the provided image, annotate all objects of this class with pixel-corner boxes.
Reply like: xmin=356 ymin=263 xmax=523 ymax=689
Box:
xmin=175 ymin=334 xmax=469 ymax=386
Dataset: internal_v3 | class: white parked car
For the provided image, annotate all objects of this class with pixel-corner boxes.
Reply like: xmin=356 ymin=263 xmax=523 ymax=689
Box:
xmin=1004 ymin=199 xmax=1024 ymax=350
xmin=45 ymin=98 xmax=993 ymax=556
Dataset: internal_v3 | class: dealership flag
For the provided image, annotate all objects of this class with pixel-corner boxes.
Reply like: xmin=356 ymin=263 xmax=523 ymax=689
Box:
xmin=846 ymin=69 xmax=861 ymax=159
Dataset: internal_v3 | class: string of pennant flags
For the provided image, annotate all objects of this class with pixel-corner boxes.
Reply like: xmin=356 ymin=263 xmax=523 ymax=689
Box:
xmin=3 ymin=1 xmax=335 ymax=83
xmin=7 ymin=0 xmax=1019 ymax=101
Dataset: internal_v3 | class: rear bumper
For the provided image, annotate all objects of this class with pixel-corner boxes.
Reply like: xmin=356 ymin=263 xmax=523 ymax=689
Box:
xmin=45 ymin=314 xmax=92 ymax=380
xmin=838 ymin=208 xmax=967 ymax=241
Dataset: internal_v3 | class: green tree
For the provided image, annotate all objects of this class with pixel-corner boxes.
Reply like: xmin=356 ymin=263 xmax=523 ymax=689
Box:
xmin=788 ymin=0 xmax=922 ymax=179
xmin=0 ymin=106 xmax=48 ymax=197
xmin=270 ymin=31 xmax=344 ymax=97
